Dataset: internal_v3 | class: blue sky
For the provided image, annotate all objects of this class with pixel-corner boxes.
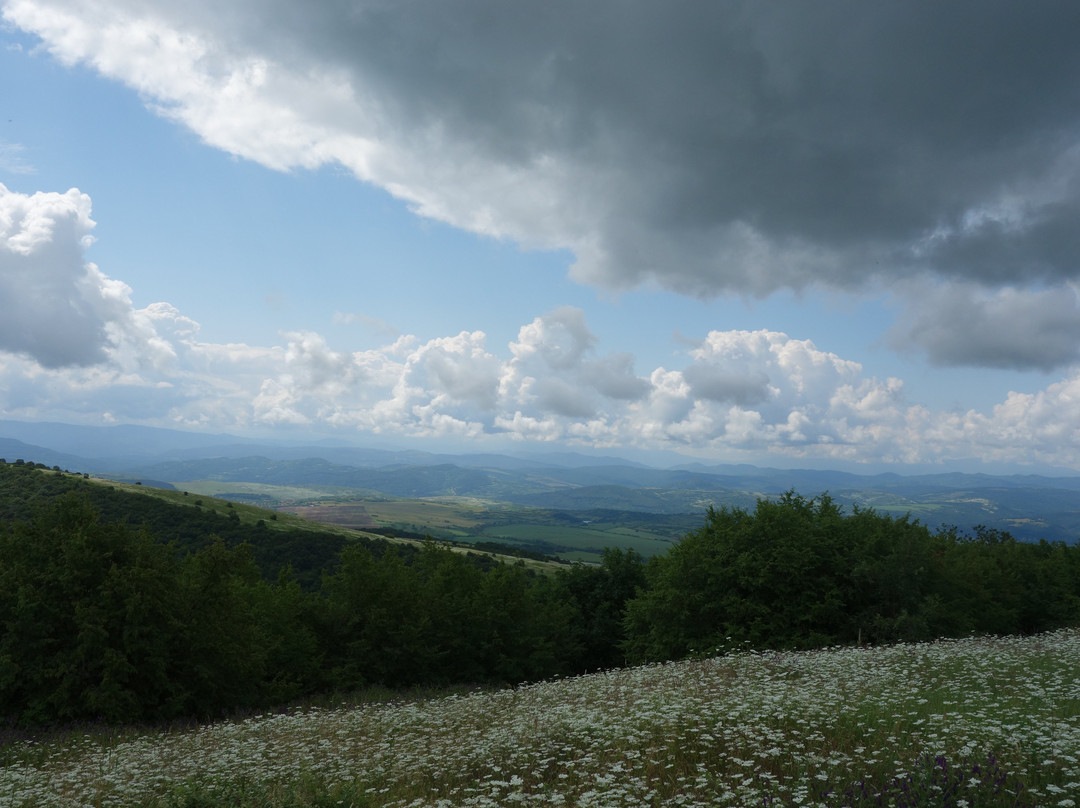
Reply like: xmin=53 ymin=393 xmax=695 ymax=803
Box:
xmin=1 ymin=1 xmax=1079 ymax=471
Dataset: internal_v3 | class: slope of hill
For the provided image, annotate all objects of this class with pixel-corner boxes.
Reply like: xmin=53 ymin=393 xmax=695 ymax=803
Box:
xmin=0 ymin=460 xmax=584 ymax=726
xmin=0 ymin=461 xmax=368 ymax=589
xmin=0 ymin=460 xmax=556 ymax=588
xmin=4 ymin=630 xmax=1077 ymax=807
xmin=4 ymin=457 xmax=1079 ymax=734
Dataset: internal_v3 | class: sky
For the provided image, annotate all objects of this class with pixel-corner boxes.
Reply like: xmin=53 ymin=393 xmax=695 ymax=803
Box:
xmin=2 ymin=1 xmax=1080 ymax=472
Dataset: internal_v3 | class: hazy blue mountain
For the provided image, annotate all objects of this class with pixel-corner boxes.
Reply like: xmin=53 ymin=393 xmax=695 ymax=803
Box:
xmin=0 ymin=438 xmax=89 ymax=471
xmin=510 ymin=484 xmax=756 ymax=514
xmin=0 ymin=420 xmax=256 ymax=462
xmin=0 ymin=421 xmax=605 ymax=472
xmin=124 ymin=456 xmax=537 ymax=500
xmin=2 ymin=420 xmax=1078 ymax=543
xmin=505 ymin=450 xmax=652 ymax=469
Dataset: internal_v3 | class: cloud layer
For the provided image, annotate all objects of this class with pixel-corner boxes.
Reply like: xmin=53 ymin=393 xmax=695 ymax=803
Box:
xmin=6 ymin=1 xmax=1080 ymax=369
xmin=890 ymin=282 xmax=1080 ymax=371
xmin=3 ymin=183 xmax=1080 ymax=468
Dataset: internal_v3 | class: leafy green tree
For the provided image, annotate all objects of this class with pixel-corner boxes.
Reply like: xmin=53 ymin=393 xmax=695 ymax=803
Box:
xmin=319 ymin=542 xmax=578 ymax=689
xmin=558 ymin=547 xmax=646 ymax=671
xmin=175 ymin=538 xmax=267 ymax=716
xmin=623 ymin=493 xmax=945 ymax=663
xmin=412 ymin=546 xmax=490 ymax=683
xmin=0 ymin=494 xmax=185 ymax=724
xmin=843 ymin=506 xmax=940 ymax=643
xmin=245 ymin=567 xmax=323 ymax=703
xmin=319 ymin=544 xmax=434 ymax=689
xmin=472 ymin=563 xmax=576 ymax=683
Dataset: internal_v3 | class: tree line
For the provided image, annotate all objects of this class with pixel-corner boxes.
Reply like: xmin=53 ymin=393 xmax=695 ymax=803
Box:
xmin=1 ymin=463 xmax=1079 ymax=727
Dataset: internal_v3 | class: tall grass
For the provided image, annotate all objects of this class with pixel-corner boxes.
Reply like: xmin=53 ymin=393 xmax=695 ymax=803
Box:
xmin=2 ymin=630 xmax=1078 ymax=807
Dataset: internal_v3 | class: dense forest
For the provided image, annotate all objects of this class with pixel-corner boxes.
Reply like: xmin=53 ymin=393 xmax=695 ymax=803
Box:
xmin=1 ymin=460 xmax=1079 ymax=727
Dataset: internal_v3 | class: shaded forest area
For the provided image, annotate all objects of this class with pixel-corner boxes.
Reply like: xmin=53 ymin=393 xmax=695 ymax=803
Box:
xmin=2 ymin=461 xmax=1079 ymax=728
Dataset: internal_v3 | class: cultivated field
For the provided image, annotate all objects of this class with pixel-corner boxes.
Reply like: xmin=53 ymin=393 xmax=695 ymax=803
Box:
xmin=2 ymin=630 xmax=1078 ymax=807
xmin=169 ymin=482 xmax=690 ymax=562
xmin=478 ymin=521 xmax=673 ymax=560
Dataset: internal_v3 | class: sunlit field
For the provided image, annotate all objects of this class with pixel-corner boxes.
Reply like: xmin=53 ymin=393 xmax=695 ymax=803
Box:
xmin=2 ymin=630 xmax=1078 ymax=807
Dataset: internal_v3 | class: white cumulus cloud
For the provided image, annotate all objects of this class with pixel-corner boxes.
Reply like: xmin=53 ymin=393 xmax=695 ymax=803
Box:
xmin=0 ymin=183 xmax=124 ymax=367
xmin=6 ymin=181 xmax=1080 ymax=467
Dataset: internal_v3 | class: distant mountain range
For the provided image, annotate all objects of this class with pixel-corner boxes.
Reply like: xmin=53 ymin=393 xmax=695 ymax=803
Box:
xmin=2 ymin=419 xmax=1079 ymax=543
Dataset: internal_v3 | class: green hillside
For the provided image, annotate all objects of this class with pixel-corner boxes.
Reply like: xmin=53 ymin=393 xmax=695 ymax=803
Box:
xmin=0 ymin=460 xmax=558 ymax=584
xmin=0 ymin=460 xmax=379 ymax=589
xmin=4 ymin=458 xmax=1080 ymax=734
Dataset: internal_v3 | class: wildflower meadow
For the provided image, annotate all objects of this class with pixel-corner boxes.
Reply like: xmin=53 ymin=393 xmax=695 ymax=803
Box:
xmin=2 ymin=629 xmax=1078 ymax=807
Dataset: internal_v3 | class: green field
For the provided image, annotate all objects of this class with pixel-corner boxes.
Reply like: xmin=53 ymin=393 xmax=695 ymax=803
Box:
xmin=302 ymin=497 xmax=685 ymax=560
xmin=153 ymin=479 xmax=692 ymax=562
xmin=478 ymin=521 xmax=675 ymax=559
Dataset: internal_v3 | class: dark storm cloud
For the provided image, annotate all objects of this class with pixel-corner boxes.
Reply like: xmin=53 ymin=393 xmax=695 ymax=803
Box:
xmin=250 ymin=0 xmax=1080 ymax=290
xmin=143 ymin=0 xmax=1080 ymax=293
xmin=12 ymin=0 xmax=1080 ymax=369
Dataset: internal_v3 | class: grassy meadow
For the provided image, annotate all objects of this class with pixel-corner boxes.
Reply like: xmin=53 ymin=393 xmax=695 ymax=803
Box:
xmin=2 ymin=629 xmax=1078 ymax=808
